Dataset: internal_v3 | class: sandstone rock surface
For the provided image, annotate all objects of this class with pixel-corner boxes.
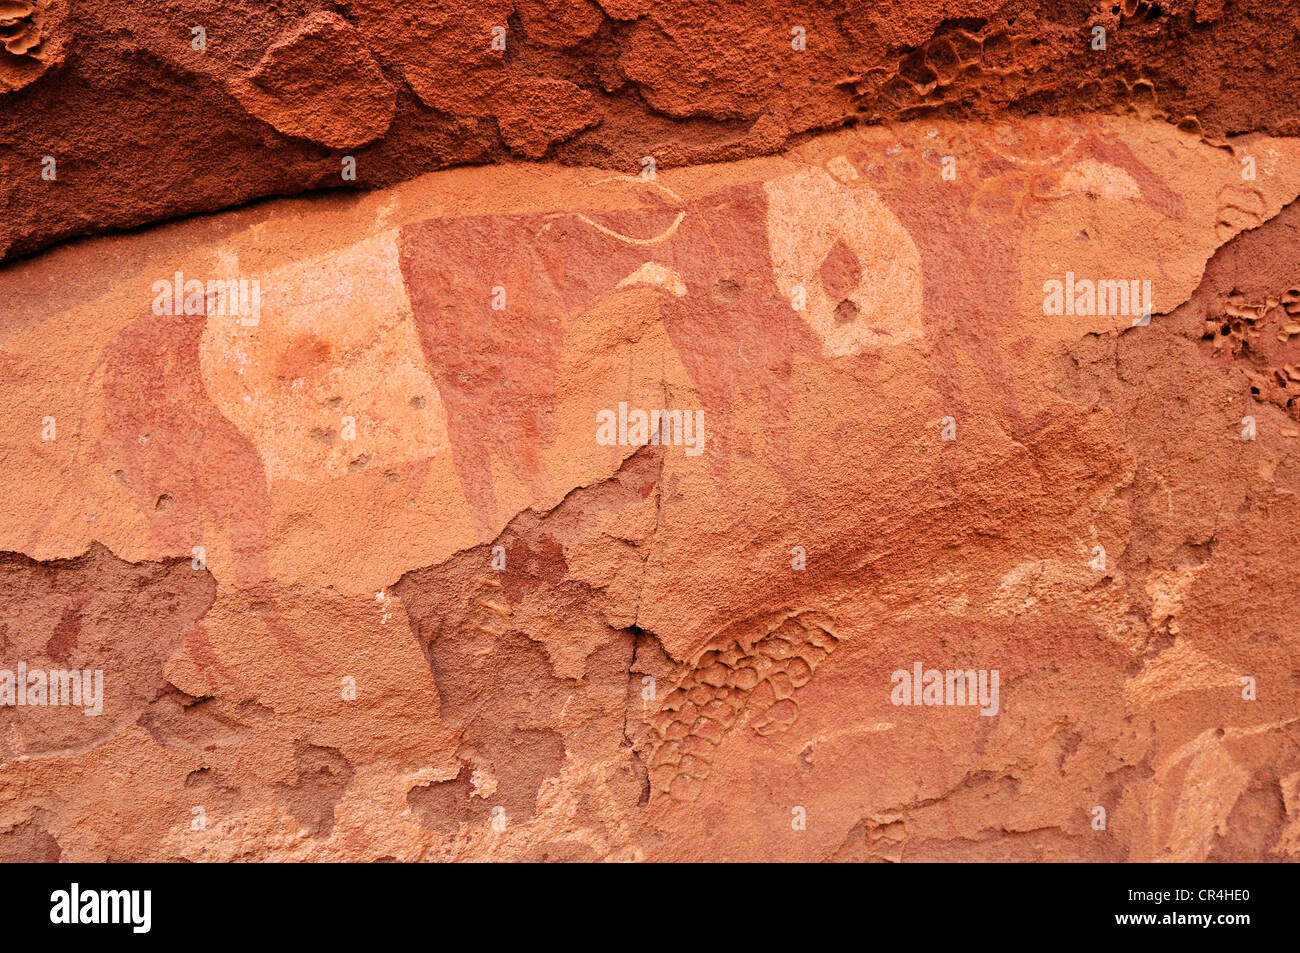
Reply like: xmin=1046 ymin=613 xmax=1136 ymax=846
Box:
xmin=1 ymin=115 xmax=1298 ymax=861
xmin=3 ymin=1 xmax=1300 ymax=261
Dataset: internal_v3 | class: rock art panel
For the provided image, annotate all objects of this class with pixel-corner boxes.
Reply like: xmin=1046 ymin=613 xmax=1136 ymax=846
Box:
xmin=0 ymin=115 xmax=1298 ymax=862
xmin=646 ymin=612 xmax=841 ymax=803
xmin=397 ymin=168 xmax=921 ymax=532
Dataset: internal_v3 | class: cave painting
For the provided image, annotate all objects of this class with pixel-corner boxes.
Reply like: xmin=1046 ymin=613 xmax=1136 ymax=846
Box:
xmin=98 ymin=127 xmax=1192 ymax=560
xmin=188 ymin=166 xmax=927 ymax=541
xmin=18 ymin=161 xmax=923 ymax=694
xmin=830 ymin=117 xmax=1187 ymax=443
xmin=395 ymin=168 xmax=923 ymax=533
xmin=44 ymin=125 xmax=1204 ymax=592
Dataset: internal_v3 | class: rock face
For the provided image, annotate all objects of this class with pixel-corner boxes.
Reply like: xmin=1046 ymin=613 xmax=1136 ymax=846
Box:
xmin=4 ymin=1 xmax=1300 ymax=262
xmin=2 ymin=109 xmax=1299 ymax=861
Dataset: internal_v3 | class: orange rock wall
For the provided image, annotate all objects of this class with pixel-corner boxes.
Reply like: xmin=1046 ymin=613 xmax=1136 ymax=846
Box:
xmin=1 ymin=3 xmax=1299 ymax=862
xmin=4 ymin=1 xmax=1300 ymax=260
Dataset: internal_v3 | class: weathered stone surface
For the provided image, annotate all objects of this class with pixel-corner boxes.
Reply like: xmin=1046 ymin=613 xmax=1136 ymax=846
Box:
xmin=1 ymin=115 xmax=1298 ymax=860
xmin=0 ymin=0 xmax=68 ymax=95
xmin=3 ymin=1 xmax=1300 ymax=262
xmin=227 ymin=12 xmax=397 ymax=150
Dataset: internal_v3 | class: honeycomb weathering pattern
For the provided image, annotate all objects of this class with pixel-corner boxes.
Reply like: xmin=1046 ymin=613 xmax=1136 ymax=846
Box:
xmin=0 ymin=1 xmax=40 ymax=56
xmin=0 ymin=0 xmax=63 ymax=93
xmin=648 ymin=613 xmax=840 ymax=803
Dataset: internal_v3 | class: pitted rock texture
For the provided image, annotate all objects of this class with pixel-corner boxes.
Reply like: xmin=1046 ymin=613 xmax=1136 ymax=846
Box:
xmin=1 ymin=116 xmax=1299 ymax=861
xmin=4 ymin=1 xmax=1300 ymax=261
xmin=227 ymin=12 xmax=397 ymax=150
xmin=646 ymin=613 xmax=840 ymax=803
xmin=0 ymin=0 xmax=66 ymax=94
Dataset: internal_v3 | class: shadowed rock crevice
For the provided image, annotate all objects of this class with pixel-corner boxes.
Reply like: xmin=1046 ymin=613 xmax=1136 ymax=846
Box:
xmin=395 ymin=451 xmax=661 ymax=838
